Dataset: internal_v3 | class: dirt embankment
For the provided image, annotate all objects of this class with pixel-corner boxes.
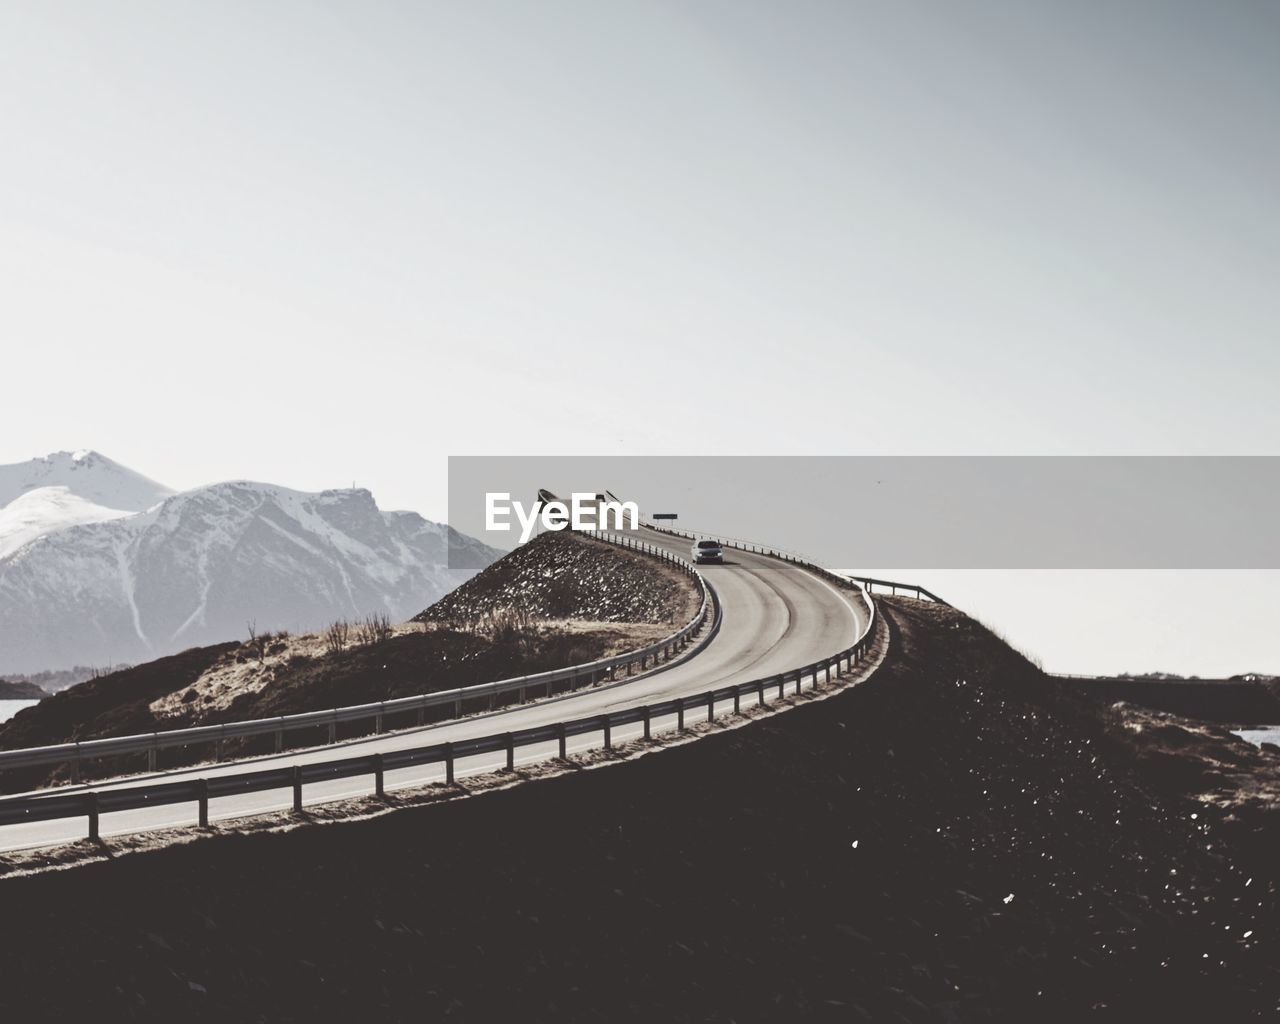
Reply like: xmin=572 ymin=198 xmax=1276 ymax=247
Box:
xmin=0 ymin=531 xmax=698 ymax=792
xmin=0 ymin=598 xmax=1276 ymax=1021
xmin=416 ymin=529 xmax=699 ymax=626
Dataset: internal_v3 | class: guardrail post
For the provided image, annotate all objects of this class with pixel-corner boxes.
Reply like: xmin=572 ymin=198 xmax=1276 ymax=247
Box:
xmin=374 ymin=753 xmax=385 ymax=799
xmin=328 ymin=722 xmax=336 ymax=744
xmin=148 ymin=746 xmax=157 ymax=773
xmin=733 ymin=689 xmax=741 ymax=715
xmin=777 ymin=676 xmax=785 ymax=700
xmin=642 ymin=707 xmax=652 ymax=740
xmin=454 ymin=697 xmax=463 ymax=718
xmin=198 ymin=778 xmax=210 ymax=828
xmin=292 ymin=765 xmax=304 ymax=813
xmin=557 ymin=723 xmax=567 ymax=760
xmin=757 ymin=679 xmax=766 ymax=707
xmin=417 ymin=707 xmax=426 ymax=727
xmin=444 ymin=742 xmax=455 ymax=784
xmin=603 ymin=717 xmax=613 ymax=750
xmin=505 ymin=733 xmax=515 ymax=771
xmin=87 ymin=791 xmax=100 ymax=842
xmin=677 ymin=701 xmax=685 ymax=732
xmin=275 ymin=729 xmax=284 ymax=753
xmin=375 ymin=711 xmax=384 ymax=734
xmin=519 ymin=686 xmax=527 ymax=704
xmin=706 ymin=692 xmax=715 ymax=723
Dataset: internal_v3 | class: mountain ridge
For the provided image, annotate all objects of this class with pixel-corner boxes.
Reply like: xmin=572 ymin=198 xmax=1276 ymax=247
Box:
xmin=0 ymin=450 xmax=173 ymax=512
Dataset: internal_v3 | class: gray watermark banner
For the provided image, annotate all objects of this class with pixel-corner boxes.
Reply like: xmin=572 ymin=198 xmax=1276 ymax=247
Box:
xmin=448 ymin=456 xmax=1279 ymax=570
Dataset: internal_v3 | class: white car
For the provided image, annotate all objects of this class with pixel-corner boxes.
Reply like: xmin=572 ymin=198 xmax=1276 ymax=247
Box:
xmin=692 ymin=539 xmax=724 ymax=564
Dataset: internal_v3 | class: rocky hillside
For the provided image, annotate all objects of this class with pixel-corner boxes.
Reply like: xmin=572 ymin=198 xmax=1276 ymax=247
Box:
xmin=1 ymin=597 xmax=1275 ymax=1020
xmin=418 ymin=530 xmax=697 ymax=626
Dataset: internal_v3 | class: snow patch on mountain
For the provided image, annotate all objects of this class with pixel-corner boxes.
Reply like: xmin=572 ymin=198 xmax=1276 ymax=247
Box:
xmin=0 ymin=487 xmax=134 ymax=560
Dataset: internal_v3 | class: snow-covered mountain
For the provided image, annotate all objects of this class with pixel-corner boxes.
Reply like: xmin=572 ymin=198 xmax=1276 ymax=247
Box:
xmin=0 ymin=450 xmax=174 ymax=560
xmin=0 ymin=455 xmax=498 ymax=673
xmin=0 ymin=450 xmax=172 ymax=511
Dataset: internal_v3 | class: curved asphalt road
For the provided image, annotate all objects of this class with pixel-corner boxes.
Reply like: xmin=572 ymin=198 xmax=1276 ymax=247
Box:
xmin=0 ymin=528 xmax=868 ymax=851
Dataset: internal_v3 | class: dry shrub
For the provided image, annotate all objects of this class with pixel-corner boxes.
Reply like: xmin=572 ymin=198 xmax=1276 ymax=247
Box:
xmin=324 ymin=619 xmax=351 ymax=655
xmin=353 ymin=612 xmax=393 ymax=646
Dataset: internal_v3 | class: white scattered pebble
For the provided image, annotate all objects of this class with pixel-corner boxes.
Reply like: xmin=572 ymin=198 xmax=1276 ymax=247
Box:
xmin=1003 ymin=893 xmax=1015 ymax=904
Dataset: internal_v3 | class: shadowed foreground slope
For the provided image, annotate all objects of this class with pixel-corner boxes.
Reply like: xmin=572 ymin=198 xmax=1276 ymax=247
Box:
xmin=0 ymin=599 xmax=1276 ymax=1021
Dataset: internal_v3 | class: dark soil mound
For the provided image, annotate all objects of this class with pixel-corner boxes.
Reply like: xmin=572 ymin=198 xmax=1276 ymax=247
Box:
xmin=418 ymin=530 xmax=695 ymax=626
xmin=0 ymin=644 xmax=235 ymax=753
xmin=1 ymin=598 xmax=1274 ymax=1020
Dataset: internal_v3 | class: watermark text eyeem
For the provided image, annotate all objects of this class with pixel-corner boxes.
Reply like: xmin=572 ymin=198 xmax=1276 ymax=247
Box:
xmin=486 ymin=492 xmax=639 ymax=543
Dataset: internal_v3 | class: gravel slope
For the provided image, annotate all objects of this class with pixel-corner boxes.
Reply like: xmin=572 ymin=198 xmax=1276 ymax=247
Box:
xmin=1 ymin=596 xmax=1274 ymax=1020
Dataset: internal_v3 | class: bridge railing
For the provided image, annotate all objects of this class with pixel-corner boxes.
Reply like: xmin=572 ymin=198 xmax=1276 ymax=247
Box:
xmin=0 ymin=535 xmax=714 ymax=785
xmin=638 ymin=522 xmax=949 ymax=604
xmin=0 ymin=565 xmax=875 ymax=842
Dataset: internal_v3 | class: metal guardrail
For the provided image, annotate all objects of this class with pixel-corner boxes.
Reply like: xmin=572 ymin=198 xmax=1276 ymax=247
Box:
xmin=0 ymin=559 xmax=877 ymax=841
xmin=0 ymin=534 xmax=713 ymax=784
xmin=639 ymin=522 xmax=949 ymax=604
xmin=847 ymin=575 xmax=949 ymax=604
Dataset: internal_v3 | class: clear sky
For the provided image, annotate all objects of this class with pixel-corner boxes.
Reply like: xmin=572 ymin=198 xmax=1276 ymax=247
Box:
xmin=1 ymin=1 xmax=1277 ymax=675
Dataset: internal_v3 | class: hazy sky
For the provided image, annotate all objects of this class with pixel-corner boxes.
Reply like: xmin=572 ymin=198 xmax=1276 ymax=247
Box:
xmin=1 ymin=1 xmax=1277 ymax=674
